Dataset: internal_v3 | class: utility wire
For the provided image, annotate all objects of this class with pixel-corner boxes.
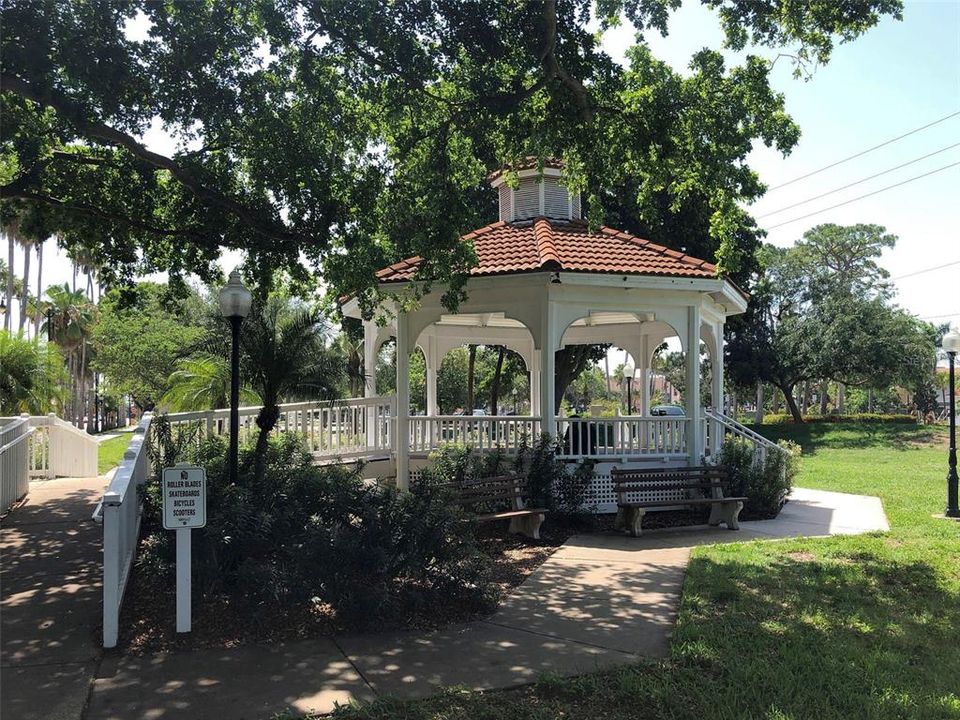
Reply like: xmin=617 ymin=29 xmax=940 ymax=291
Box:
xmin=891 ymin=260 xmax=960 ymax=281
xmin=764 ymin=161 xmax=960 ymax=230
xmin=758 ymin=142 xmax=960 ymax=218
xmin=920 ymin=312 xmax=960 ymax=320
xmin=767 ymin=110 xmax=960 ymax=191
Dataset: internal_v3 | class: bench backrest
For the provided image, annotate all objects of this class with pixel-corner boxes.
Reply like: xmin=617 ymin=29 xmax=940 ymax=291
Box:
xmin=451 ymin=473 xmax=528 ymax=513
xmin=611 ymin=465 xmax=729 ymax=504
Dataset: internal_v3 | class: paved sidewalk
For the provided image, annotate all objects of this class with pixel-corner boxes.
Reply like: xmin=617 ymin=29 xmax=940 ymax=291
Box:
xmin=1 ymin=477 xmax=106 ymax=720
xmin=84 ymin=487 xmax=888 ymax=719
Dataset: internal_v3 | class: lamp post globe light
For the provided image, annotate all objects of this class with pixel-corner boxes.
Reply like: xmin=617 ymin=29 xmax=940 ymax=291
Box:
xmin=942 ymin=328 xmax=960 ymax=518
xmin=218 ymin=269 xmax=252 ymax=484
xmin=623 ymin=363 xmax=635 ymax=415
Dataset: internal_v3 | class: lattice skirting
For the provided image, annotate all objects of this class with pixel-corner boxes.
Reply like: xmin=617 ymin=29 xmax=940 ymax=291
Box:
xmin=410 ymin=457 xmax=689 ymax=514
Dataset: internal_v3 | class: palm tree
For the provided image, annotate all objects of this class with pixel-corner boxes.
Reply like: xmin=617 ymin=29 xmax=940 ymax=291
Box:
xmin=160 ymin=355 xmax=260 ymax=412
xmin=42 ymin=283 xmax=96 ymax=425
xmin=240 ymin=295 xmax=344 ymax=481
xmin=336 ymin=332 xmax=365 ymax=397
xmin=0 ymin=331 xmax=67 ymax=414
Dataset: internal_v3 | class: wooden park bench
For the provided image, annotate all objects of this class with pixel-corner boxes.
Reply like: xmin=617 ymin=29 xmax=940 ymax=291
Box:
xmin=611 ymin=465 xmax=746 ymax=537
xmin=451 ymin=473 xmax=548 ymax=540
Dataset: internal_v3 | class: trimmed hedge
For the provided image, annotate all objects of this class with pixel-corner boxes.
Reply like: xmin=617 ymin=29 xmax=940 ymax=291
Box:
xmin=761 ymin=413 xmax=917 ymax=425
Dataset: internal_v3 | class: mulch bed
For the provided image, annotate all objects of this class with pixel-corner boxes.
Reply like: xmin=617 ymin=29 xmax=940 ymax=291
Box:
xmin=117 ymin=519 xmax=573 ymax=654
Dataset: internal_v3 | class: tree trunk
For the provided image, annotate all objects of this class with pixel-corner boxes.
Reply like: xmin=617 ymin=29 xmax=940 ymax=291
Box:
xmin=34 ymin=242 xmax=42 ymax=339
xmin=5 ymin=234 xmax=13 ymax=331
xmin=604 ymin=353 xmax=611 ymax=394
xmin=819 ymin=380 xmax=829 ymax=414
xmin=754 ymin=382 xmax=764 ymax=424
xmin=489 ymin=346 xmax=505 ymax=416
xmin=466 ymin=344 xmax=477 ymax=414
xmin=771 ymin=388 xmax=780 ymax=414
xmin=800 ymin=381 xmax=810 ymax=415
xmin=868 ymin=387 xmax=875 ymax=413
xmin=254 ymin=404 xmax=281 ymax=483
xmin=838 ymin=383 xmax=846 ymax=414
xmin=19 ymin=243 xmax=29 ymax=334
xmin=779 ymin=384 xmax=804 ymax=423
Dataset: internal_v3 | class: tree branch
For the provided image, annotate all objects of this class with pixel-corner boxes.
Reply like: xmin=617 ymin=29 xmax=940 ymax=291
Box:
xmin=0 ymin=187 xmax=208 ymax=242
xmin=1 ymin=73 xmax=302 ymax=247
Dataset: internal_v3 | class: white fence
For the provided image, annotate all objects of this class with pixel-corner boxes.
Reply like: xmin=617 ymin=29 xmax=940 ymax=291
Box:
xmin=1 ymin=416 xmax=31 ymax=510
xmin=167 ymin=396 xmax=395 ymax=460
xmin=409 ymin=415 xmax=542 ymax=454
xmin=93 ymin=412 xmax=153 ymax=649
xmin=557 ymin=416 xmax=688 ymax=458
xmin=27 ymin=414 xmax=100 ymax=478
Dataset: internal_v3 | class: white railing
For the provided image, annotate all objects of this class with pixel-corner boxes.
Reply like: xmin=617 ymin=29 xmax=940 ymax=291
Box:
xmin=27 ymin=414 xmax=99 ymax=478
xmin=409 ymin=415 xmax=542 ymax=454
xmin=1 ymin=416 xmax=31 ymax=510
xmin=93 ymin=412 xmax=153 ymax=649
xmin=557 ymin=416 xmax=688 ymax=458
xmin=166 ymin=396 xmax=395 ymax=460
xmin=705 ymin=407 xmax=787 ymax=463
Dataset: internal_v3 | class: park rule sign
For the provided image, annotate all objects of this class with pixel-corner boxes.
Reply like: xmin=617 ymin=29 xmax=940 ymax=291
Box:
xmin=162 ymin=465 xmax=207 ymax=530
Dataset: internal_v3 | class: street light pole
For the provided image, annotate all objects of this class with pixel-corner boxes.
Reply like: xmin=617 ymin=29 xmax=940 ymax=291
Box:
xmin=941 ymin=329 xmax=960 ymax=518
xmin=218 ymin=270 xmax=252 ymax=485
xmin=623 ymin=363 xmax=635 ymax=415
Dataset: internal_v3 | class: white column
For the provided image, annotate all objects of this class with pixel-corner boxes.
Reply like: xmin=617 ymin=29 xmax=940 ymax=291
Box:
xmin=638 ymin=334 xmax=651 ymax=416
xmin=425 ymin=336 xmax=439 ymax=417
xmin=538 ymin=303 xmax=558 ymax=437
xmin=363 ymin=321 xmax=379 ymax=453
xmin=711 ymin=321 xmax=725 ymax=456
xmin=363 ymin=320 xmax=378 ymax=398
xmin=395 ymin=314 xmax=411 ymax=490
xmin=529 ymin=353 xmax=541 ymax=418
xmin=684 ymin=305 xmax=702 ymax=466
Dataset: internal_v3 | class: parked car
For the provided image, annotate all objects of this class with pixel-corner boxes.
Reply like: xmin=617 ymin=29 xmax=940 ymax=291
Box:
xmin=650 ymin=405 xmax=685 ymax=417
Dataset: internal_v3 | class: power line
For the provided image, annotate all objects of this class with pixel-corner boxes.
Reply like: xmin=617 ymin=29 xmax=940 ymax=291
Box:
xmin=767 ymin=110 xmax=960 ymax=191
xmin=758 ymin=142 xmax=960 ymax=218
xmin=920 ymin=312 xmax=960 ymax=320
xmin=764 ymin=161 xmax=960 ymax=230
xmin=891 ymin=260 xmax=960 ymax=281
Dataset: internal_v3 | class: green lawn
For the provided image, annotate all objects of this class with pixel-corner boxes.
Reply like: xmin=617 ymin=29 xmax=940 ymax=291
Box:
xmin=326 ymin=423 xmax=960 ymax=720
xmin=98 ymin=433 xmax=132 ymax=475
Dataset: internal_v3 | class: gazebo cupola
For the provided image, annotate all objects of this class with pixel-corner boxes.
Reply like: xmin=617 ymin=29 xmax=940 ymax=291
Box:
xmin=488 ymin=158 xmax=582 ymax=223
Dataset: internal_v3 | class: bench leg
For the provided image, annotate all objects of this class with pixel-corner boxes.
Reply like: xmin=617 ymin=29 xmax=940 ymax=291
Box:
xmin=620 ymin=506 xmax=646 ymax=537
xmin=508 ymin=512 xmax=545 ymax=540
xmin=709 ymin=501 xmax=743 ymax=530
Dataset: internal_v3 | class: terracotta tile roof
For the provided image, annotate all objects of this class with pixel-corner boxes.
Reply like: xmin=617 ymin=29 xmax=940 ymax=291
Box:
xmin=376 ymin=218 xmax=718 ymax=283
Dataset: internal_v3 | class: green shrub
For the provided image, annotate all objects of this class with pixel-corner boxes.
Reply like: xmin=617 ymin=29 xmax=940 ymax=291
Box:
xmin=140 ymin=417 xmax=498 ymax=626
xmin=761 ymin=412 xmax=916 ymax=425
xmin=424 ymin=435 xmax=596 ymax=520
xmin=717 ymin=438 xmax=801 ymax=518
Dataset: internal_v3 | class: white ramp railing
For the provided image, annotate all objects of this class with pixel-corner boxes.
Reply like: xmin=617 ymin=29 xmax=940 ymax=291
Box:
xmin=704 ymin=407 xmax=787 ymax=463
xmin=93 ymin=412 xmax=153 ymax=648
xmin=166 ymin=396 xmax=395 ymax=460
xmin=1 ymin=416 xmax=31 ymax=510
xmin=27 ymin=414 xmax=99 ymax=478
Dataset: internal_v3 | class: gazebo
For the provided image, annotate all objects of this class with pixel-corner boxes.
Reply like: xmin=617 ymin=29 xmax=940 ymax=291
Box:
xmin=341 ymin=159 xmax=748 ymax=500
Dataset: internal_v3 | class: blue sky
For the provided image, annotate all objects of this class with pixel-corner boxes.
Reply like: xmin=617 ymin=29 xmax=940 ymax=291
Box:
xmin=25 ymin=1 xmax=960 ymax=331
xmin=602 ymin=0 xmax=960 ymax=327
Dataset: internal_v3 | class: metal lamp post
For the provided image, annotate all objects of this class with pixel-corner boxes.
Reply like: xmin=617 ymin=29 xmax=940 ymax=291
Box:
xmin=218 ymin=270 xmax=252 ymax=484
xmin=942 ymin=329 xmax=960 ymax=518
xmin=624 ymin=363 xmax=635 ymax=414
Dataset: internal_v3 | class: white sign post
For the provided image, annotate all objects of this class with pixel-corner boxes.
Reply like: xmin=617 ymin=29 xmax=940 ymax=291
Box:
xmin=162 ymin=464 xmax=207 ymax=634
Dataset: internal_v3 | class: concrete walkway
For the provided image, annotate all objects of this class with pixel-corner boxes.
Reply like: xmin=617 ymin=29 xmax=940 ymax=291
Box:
xmin=1 ymin=477 xmax=106 ymax=720
xmin=83 ymin=487 xmax=888 ymax=719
